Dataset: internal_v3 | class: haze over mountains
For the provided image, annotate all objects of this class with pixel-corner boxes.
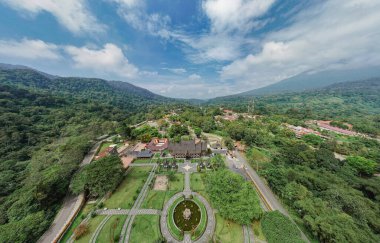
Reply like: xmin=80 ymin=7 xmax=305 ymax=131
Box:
xmin=2 ymin=63 xmax=380 ymax=102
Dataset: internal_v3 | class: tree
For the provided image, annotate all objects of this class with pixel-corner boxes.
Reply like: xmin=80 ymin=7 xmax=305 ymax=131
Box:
xmin=224 ymin=137 xmax=235 ymax=150
xmin=71 ymin=155 xmax=124 ymax=197
xmin=193 ymin=127 xmax=202 ymax=138
xmin=346 ymin=156 xmax=377 ymax=176
xmin=204 ymin=169 xmax=262 ymax=225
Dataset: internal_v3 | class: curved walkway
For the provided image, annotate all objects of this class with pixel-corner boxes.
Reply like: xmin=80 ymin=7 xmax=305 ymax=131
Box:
xmin=160 ymin=170 xmax=215 ymax=243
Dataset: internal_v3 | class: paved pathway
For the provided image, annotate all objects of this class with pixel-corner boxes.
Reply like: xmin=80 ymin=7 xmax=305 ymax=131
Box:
xmin=243 ymin=225 xmax=255 ymax=243
xmin=38 ymin=137 xmax=108 ymax=243
xmin=192 ymin=192 xmax=215 ymax=243
xmin=160 ymin=192 xmax=183 ymax=243
xmin=120 ymin=164 xmax=157 ymax=243
xmin=90 ymin=215 xmax=111 ymax=243
xmin=184 ymin=171 xmax=191 ymax=198
xmin=96 ymin=208 xmax=161 ymax=215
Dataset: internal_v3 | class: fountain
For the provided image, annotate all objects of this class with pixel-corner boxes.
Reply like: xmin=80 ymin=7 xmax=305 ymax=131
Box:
xmin=173 ymin=200 xmax=201 ymax=231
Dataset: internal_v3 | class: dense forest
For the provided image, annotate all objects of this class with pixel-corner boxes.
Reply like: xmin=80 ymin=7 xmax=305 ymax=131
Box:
xmin=0 ymin=68 xmax=176 ymax=242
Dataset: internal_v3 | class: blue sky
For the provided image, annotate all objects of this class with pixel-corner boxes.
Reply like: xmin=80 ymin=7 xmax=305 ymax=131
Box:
xmin=0 ymin=0 xmax=379 ymax=98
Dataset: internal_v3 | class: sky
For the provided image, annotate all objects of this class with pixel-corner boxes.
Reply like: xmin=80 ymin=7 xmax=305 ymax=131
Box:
xmin=0 ymin=0 xmax=379 ymax=99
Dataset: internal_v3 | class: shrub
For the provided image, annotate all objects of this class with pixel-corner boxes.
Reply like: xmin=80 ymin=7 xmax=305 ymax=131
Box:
xmin=74 ymin=223 xmax=89 ymax=240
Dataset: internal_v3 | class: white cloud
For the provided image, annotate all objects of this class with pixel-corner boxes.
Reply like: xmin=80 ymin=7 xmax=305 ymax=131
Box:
xmin=0 ymin=0 xmax=105 ymax=34
xmin=188 ymin=74 xmax=201 ymax=80
xmin=221 ymin=0 xmax=380 ymax=88
xmin=65 ymin=43 xmax=139 ymax=78
xmin=202 ymin=0 xmax=275 ymax=34
xmin=162 ymin=68 xmax=187 ymax=74
xmin=0 ymin=38 xmax=61 ymax=60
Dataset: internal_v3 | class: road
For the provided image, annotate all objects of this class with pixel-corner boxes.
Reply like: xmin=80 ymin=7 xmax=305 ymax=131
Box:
xmin=38 ymin=138 xmax=108 ymax=243
xmin=234 ymin=151 xmax=310 ymax=243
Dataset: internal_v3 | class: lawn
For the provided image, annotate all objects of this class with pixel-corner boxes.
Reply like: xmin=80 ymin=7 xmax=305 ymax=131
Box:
xmin=191 ymin=196 xmax=208 ymax=241
xmin=190 ymin=173 xmax=205 ymax=191
xmin=141 ymin=190 xmax=167 ymax=210
xmin=168 ymin=173 xmax=184 ymax=192
xmin=104 ymin=167 xmax=151 ymax=209
xmin=129 ymin=215 xmax=162 ymax=243
xmin=60 ymin=204 xmax=95 ymax=242
xmin=214 ymin=214 xmax=244 ymax=243
xmin=133 ymin=158 xmax=152 ymax=164
xmin=74 ymin=215 xmax=106 ymax=243
xmin=96 ymin=215 xmax=127 ymax=243
xmin=167 ymin=197 xmax=184 ymax=241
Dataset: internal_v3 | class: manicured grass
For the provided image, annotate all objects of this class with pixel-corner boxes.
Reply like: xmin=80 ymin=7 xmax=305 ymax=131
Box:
xmin=130 ymin=215 xmax=162 ymax=243
xmin=133 ymin=158 xmax=152 ymax=164
xmin=164 ymin=190 xmax=179 ymax=205
xmin=168 ymin=173 xmax=184 ymax=192
xmin=167 ymin=197 xmax=184 ymax=241
xmin=252 ymin=220 xmax=266 ymax=242
xmin=141 ymin=190 xmax=167 ymax=209
xmin=104 ymin=167 xmax=151 ymax=209
xmin=74 ymin=215 xmax=105 ymax=243
xmin=191 ymin=197 xmax=208 ymax=241
xmin=61 ymin=204 xmax=95 ymax=242
xmin=191 ymin=173 xmax=205 ymax=191
xmin=96 ymin=215 xmax=127 ymax=243
xmin=214 ymin=213 xmax=244 ymax=243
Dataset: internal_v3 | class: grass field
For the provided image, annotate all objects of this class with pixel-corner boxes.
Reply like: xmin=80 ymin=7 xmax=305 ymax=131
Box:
xmin=168 ymin=173 xmax=184 ymax=192
xmin=141 ymin=190 xmax=167 ymax=209
xmin=74 ymin=215 xmax=105 ymax=243
xmin=192 ymin=196 xmax=208 ymax=241
xmin=60 ymin=204 xmax=95 ymax=242
xmin=96 ymin=215 xmax=127 ymax=243
xmin=167 ymin=197 xmax=184 ymax=241
xmin=190 ymin=173 xmax=205 ymax=191
xmin=129 ymin=215 xmax=162 ymax=243
xmin=214 ymin=214 xmax=244 ymax=243
xmin=104 ymin=167 xmax=151 ymax=209
xmin=133 ymin=158 xmax=152 ymax=164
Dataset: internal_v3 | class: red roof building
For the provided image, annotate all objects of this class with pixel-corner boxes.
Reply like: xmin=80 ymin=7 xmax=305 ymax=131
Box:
xmin=146 ymin=138 xmax=169 ymax=151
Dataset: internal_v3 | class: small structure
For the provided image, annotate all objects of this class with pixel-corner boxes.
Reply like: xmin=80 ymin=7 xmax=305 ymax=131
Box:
xmin=147 ymin=138 xmax=169 ymax=151
xmin=285 ymin=124 xmax=322 ymax=138
xmin=168 ymin=140 xmax=207 ymax=158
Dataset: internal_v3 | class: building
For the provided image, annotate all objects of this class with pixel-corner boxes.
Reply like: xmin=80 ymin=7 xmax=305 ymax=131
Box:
xmin=316 ymin=120 xmax=357 ymax=136
xmin=136 ymin=149 xmax=153 ymax=158
xmin=147 ymin=138 xmax=169 ymax=151
xmin=285 ymin=124 xmax=322 ymax=138
xmin=169 ymin=140 xmax=207 ymax=158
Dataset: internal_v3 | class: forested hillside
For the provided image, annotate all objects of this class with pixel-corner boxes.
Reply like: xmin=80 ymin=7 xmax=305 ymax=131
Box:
xmin=0 ymin=68 xmax=173 ymax=242
xmin=0 ymin=68 xmax=170 ymax=112
xmin=209 ymin=78 xmax=380 ymax=136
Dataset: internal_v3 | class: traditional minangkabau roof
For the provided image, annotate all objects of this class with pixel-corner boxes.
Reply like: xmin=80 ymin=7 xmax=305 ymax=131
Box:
xmin=168 ymin=140 xmax=207 ymax=155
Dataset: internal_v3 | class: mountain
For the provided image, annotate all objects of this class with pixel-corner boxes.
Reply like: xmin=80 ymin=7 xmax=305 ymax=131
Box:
xmin=0 ymin=65 xmax=172 ymax=112
xmin=224 ymin=67 xmax=380 ymax=98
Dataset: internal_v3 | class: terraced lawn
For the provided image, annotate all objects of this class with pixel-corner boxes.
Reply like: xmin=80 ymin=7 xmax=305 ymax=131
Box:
xmin=96 ymin=215 xmax=127 ymax=243
xmin=214 ymin=214 xmax=244 ymax=243
xmin=129 ymin=215 xmax=162 ymax=243
xmin=104 ymin=167 xmax=151 ymax=209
